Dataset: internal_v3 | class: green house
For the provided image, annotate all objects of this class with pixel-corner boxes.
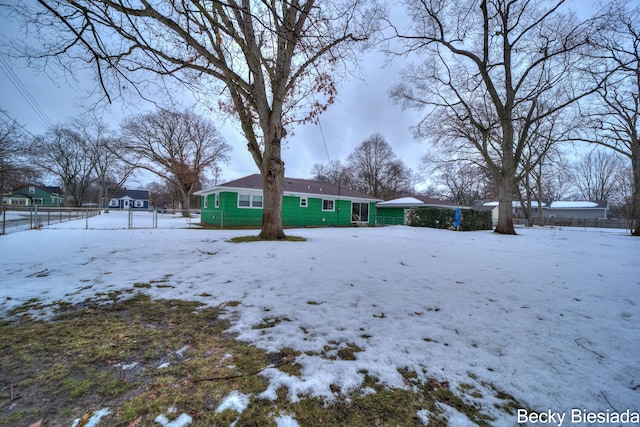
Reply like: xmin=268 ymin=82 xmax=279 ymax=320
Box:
xmin=195 ymin=174 xmax=381 ymax=228
xmin=6 ymin=185 xmax=65 ymax=207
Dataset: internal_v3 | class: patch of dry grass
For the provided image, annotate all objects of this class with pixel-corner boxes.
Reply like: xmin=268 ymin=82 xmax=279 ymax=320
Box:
xmin=0 ymin=291 xmax=520 ymax=426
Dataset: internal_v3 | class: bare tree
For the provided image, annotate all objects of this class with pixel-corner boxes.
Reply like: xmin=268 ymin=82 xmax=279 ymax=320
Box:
xmin=72 ymin=114 xmax=136 ymax=213
xmin=516 ymin=110 xmax=575 ymax=225
xmin=577 ymin=1 xmax=640 ymax=235
xmin=390 ymin=0 xmax=603 ymax=234
xmin=120 ymin=109 xmax=230 ymax=217
xmin=571 ymin=148 xmax=626 ymax=202
xmin=31 ymin=126 xmax=95 ymax=206
xmin=310 ymin=160 xmax=354 ymax=189
xmin=522 ymin=145 xmax=574 ymax=225
xmin=12 ymin=0 xmax=382 ymax=239
xmin=0 ymin=111 xmax=35 ymax=199
xmin=346 ymin=133 xmax=415 ymax=199
xmin=431 ymin=161 xmax=490 ymax=206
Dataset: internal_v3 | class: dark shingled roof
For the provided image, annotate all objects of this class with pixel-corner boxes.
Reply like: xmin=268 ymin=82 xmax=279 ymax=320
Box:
xmin=216 ymin=174 xmax=380 ymax=200
xmin=109 ymin=188 xmax=150 ymax=200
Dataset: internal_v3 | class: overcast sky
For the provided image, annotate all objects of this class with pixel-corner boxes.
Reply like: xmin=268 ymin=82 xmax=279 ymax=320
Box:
xmin=0 ymin=2 xmax=427 ymax=190
xmin=0 ymin=0 xmax=593 ymax=190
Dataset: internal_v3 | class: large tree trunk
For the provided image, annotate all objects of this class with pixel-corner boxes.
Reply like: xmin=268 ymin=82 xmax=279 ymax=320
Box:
xmin=180 ymin=188 xmax=191 ymax=218
xmin=631 ymin=148 xmax=640 ymax=236
xmin=495 ymin=177 xmax=516 ymax=235
xmin=493 ymin=119 xmax=517 ymax=235
xmin=259 ymin=136 xmax=286 ymax=240
xmin=494 ymin=127 xmax=517 ymax=234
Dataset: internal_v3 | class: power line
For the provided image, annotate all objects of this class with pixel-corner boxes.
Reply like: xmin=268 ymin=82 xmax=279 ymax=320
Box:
xmin=318 ymin=116 xmax=331 ymax=162
xmin=0 ymin=108 xmax=37 ymax=139
xmin=0 ymin=56 xmax=54 ymax=128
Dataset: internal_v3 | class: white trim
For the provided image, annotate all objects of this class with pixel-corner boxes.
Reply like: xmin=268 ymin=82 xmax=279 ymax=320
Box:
xmin=300 ymin=197 xmax=308 ymax=207
xmin=195 ymin=186 xmax=380 ymax=203
xmin=238 ymin=193 xmax=263 ymax=209
xmin=351 ymin=201 xmax=370 ymax=223
xmin=322 ymin=199 xmax=335 ymax=212
xmin=285 ymin=191 xmax=379 ymax=203
xmin=203 ymin=195 xmax=208 ymax=209
xmin=214 ymin=193 xmax=220 ymax=208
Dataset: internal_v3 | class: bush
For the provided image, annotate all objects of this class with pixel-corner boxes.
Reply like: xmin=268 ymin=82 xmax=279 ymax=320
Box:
xmin=407 ymin=207 xmax=492 ymax=231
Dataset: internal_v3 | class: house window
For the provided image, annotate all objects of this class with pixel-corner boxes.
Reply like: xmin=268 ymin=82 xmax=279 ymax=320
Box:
xmin=29 ymin=186 xmax=35 ymax=194
xmin=322 ymin=199 xmax=334 ymax=211
xmin=135 ymin=200 xmax=143 ymax=208
xmin=33 ymin=198 xmax=43 ymax=206
xmin=238 ymin=194 xmax=262 ymax=208
xmin=109 ymin=199 xmax=119 ymax=207
xmin=300 ymin=197 xmax=308 ymax=207
xmin=238 ymin=194 xmax=251 ymax=207
xmin=215 ymin=193 xmax=220 ymax=208
xmin=203 ymin=195 xmax=208 ymax=209
xmin=352 ymin=202 xmax=369 ymax=222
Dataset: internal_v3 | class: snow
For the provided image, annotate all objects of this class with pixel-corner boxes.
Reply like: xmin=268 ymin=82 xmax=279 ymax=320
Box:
xmin=437 ymin=403 xmax=477 ymax=426
xmin=1 ymin=211 xmax=638 ymax=426
xmin=417 ymin=409 xmax=431 ymax=425
xmin=215 ymin=391 xmax=251 ymax=414
xmin=376 ymin=197 xmax=425 ymax=206
xmin=550 ymin=201 xmax=599 ymax=208
xmin=274 ymin=413 xmax=301 ymax=427
xmin=153 ymin=412 xmax=193 ymax=427
xmin=71 ymin=408 xmax=112 ymax=427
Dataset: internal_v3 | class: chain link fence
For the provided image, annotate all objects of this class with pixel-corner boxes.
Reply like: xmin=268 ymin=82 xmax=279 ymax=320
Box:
xmin=1 ymin=206 xmax=101 ymax=235
xmin=1 ymin=207 xmax=200 ymax=234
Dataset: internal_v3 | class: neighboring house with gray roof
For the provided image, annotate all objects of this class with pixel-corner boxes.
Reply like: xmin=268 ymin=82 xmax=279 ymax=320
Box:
xmin=475 ymin=200 xmax=608 ymax=225
xmin=102 ymin=188 xmax=150 ymax=210
xmin=195 ymin=174 xmax=381 ymax=228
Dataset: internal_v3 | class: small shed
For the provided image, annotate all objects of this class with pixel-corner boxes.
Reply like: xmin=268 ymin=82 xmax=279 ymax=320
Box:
xmin=376 ymin=196 xmax=464 ymax=225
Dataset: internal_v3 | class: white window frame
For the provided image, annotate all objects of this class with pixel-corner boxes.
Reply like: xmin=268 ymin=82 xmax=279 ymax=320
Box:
xmin=300 ymin=197 xmax=308 ymax=208
xmin=29 ymin=186 xmax=35 ymax=194
xmin=109 ymin=199 xmax=119 ymax=207
xmin=351 ymin=202 xmax=369 ymax=223
xmin=215 ymin=193 xmax=220 ymax=208
xmin=203 ymin=195 xmax=208 ymax=209
xmin=135 ymin=200 xmax=144 ymax=208
xmin=322 ymin=199 xmax=335 ymax=212
xmin=238 ymin=193 xmax=263 ymax=209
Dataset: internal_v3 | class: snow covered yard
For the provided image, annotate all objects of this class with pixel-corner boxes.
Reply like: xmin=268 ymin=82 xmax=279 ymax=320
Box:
xmin=0 ymin=211 xmax=638 ymax=426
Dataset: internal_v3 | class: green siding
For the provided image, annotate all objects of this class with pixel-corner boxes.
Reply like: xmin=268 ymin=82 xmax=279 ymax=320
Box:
xmin=8 ymin=186 xmax=64 ymax=207
xmin=376 ymin=207 xmax=406 ymax=225
xmin=201 ymin=191 xmax=376 ymax=228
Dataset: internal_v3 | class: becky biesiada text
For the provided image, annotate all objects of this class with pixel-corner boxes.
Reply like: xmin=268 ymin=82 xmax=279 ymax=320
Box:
xmin=517 ymin=408 xmax=639 ymax=426
xmin=571 ymin=409 xmax=639 ymax=425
